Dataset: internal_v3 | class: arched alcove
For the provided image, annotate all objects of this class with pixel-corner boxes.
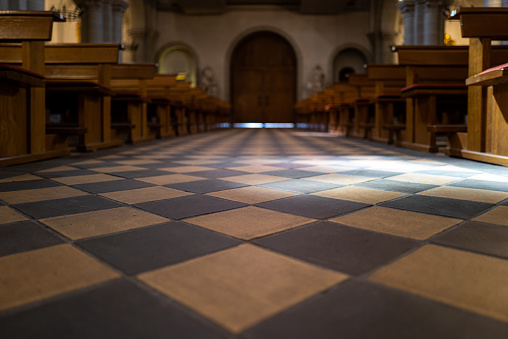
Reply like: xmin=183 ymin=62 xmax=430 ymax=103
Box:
xmin=157 ymin=45 xmax=198 ymax=87
xmin=333 ymin=48 xmax=368 ymax=83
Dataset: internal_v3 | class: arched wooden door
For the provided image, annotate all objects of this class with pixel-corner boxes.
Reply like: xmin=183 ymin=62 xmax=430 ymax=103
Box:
xmin=231 ymin=32 xmax=296 ymax=123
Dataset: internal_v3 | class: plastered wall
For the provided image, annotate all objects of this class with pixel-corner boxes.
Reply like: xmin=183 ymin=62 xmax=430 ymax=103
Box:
xmin=150 ymin=7 xmax=372 ymax=101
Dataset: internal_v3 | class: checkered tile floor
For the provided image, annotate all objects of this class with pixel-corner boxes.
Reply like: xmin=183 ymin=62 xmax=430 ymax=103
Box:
xmin=1 ymin=128 xmax=508 ymax=338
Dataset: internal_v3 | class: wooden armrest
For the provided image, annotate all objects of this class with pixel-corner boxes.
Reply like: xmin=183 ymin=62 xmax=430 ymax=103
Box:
xmin=427 ymin=125 xmax=467 ymax=133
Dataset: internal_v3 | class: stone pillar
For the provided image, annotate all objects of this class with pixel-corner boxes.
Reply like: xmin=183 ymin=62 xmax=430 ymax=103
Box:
xmin=0 ymin=0 xmax=8 ymax=10
xmin=9 ymin=0 xmax=27 ymax=10
xmin=26 ymin=0 xmax=43 ymax=10
xmin=423 ymin=0 xmax=441 ymax=45
xmin=414 ymin=0 xmax=425 ymax=45
xmin=112 ymin=0 xmax=128 ymax=43
xmin=103 ymin=0 xmax=113 ymax=43
xmin=484 ymin=0 xmax=502 ymax=6
xmin=397 ymin=0 xmax=416 ymax=45
xmin=76 ymin=0 xmax=104 ymax=43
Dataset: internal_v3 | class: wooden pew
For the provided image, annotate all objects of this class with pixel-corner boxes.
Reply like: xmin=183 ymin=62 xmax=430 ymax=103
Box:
xmin=367 ymin=64 xmax=407 ymax=145
xmin=347 ymin=74 xmax=376 ymax=139
xmin=109 ymin=63 xmax=156 ymax=144
xmin=448 ymin=7 xmax=508 ymax=166
xmin=333 ymin=82 xmax=361 ymax=137
xmin=394 ymin=46 xmax=470 ymax=152
xmin=0 ymin=11 xmax=70 ymax=166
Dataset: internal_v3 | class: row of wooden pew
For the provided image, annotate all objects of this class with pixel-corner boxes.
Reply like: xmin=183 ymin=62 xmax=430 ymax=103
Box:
xmin=297 ymin=7 xmax=508 ymax=167
xmin=0 ymin=11 xmax=230 ymax=167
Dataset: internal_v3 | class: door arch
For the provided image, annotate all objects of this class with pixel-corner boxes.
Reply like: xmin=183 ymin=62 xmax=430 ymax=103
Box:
xmin=231 ymin=31 xmax=296 ymax=123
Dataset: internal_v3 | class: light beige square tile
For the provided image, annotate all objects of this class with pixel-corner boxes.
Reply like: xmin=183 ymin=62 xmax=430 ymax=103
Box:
xmin=225 ymin=165 xmax=286 ymax=173
xmin=52 ymin=174 xmax=123 ymax=185
xmin=0 ymin=244 xmax=119 ymax=312
xmin=100 ymin=186 xmax=193 ymax=204
xmin=387 ymin=173 xmax=461 ymax=185
xmin=0 ymin=174 xmax=42 ymax=183
xmin=330 ymin=206 xmax=461 ymax=240
xmin=0 ymin=186 xmax=87 ymax=204
xmin=40 ymin=207 xmax=169 ymax=240
xmin=160 ymin=166 xmax=216 ymax=173
xmin=0 ymin=206 xmax=29 ymax=224
xmin=469 ymin=173 xmax=508 ymax=183
xmin=219 ymin=174 xmax=289 ymax=185
xmin=138 ymin=244 xmax=347 ymax=333
xmin=369 ymin=244 xmax=508 ymax=324
xmin=473 ymin=206 xmax=508 ymax=226
xmin=114 ymin=159 xmax=162 ymax=165
xmin=90 ymin=165 xmax=146 ymax=173
xmin=306 ymin=174 xmax=375 ymax=185
xmin=185 ymin=206 xmax=315 ymax=240
xmin=36 ymin=166 xmax=79 ymax=173
xmin=135 ymin=174 xmax=206 ymax=185
xmin=418 ymin=186 xmax=508 ymax=204
xmin=313 ymin=186 xmax=406 ymax=204
xmin=207 ymin=186 xmax=299 ymax=204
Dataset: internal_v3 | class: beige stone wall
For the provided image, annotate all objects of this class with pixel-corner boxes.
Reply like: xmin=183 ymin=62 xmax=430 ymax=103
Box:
xmin=150 ymin=7 xmax=372 ymax=101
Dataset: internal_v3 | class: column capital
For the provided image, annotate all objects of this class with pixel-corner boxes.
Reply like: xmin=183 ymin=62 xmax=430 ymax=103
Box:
xmin=424 ymin=0 xmax=446 ymax=9
xmin=397 ymin=0 xmax=415 ymax=13
xmin=112 ymin=0 xmax=128 ymax=13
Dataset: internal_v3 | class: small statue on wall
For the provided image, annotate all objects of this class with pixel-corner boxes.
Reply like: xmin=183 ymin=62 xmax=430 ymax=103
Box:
xmin=307 ymin=64 xmax=325 ymax=95
xmin=200 ymin=66 xmax=219 ymax=96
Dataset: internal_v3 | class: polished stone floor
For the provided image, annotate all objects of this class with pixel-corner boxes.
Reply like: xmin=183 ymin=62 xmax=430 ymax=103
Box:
xmin=1 ymin=128 xmax=508 ymax=338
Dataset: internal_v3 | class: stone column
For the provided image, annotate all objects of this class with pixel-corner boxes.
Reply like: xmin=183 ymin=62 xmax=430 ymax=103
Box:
xmin=397 ymin=0 xmax=415 ymax=45
xmin=414 ymin=0 xmax=425 ymax=45
xmin=484 ymin=0 xmax=502 ymax=6
xmin=0 ymin=0 xmax=8 ymax=10
xmin=26 ymin=0 xmax=43 ymax=10
xmin=103 ymin=0 xmax=113 ymax=43
xmin=112 ymin=0 xmax=128 ymax=43
xmin=9 ymin=0 xmax=27 ymax=10
xmin=76 ymin=0 xmax=104 ymax=43
xmin=423 ymin=0 xmax=441 ymax=45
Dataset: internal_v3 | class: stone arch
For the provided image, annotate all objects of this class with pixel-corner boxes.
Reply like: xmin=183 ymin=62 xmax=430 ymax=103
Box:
xmin=331 ymin=46 xmax=370 ymax=83
xmin=155 ymin=43 xmax=199 ymax=87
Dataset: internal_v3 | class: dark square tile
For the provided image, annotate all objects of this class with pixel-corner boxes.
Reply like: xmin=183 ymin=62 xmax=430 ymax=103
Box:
xmin=449 ymin=179 xmax=508 ymax=192
xmin=166 ymin=179 xmax=249 ymax=194
xmin=354 ymin=179 xmax=438 ymax=194
xmin=260 ymin=179 xmax=343 ymax=194
xmin=36 ymin=169 xmax=98 ymax=179
xmin=14 ymin=195 xmax=124 ymax=219
xmin=380 ymin=195 xmax=494 ymax=219
xmin=77 ymin=222 xmax=241 ymax=275
xmin=111 ymin=169 xmax=172 ymax=179
xmin=0 ymin=221 xmax=63 ymax=257
xmin=243 ymin=279 xmax=508 ymax=339
xmin=0 ymin=279 xmax=228 ymax=339
xmin=256 ymin=195 xmax=368 ymax=219
xmin=254 ymin=221 xmax=418 ymax=275
xmin=0 ymin=179 xmax=62 ymax=192
xmin=339 ymin=169 xmax=402 ymax=178
xmin=262 ymin=170 xmax=319 ymax=179
xmin=74 ymin=179 xmax=155 ymax=194
xmin=136 ymin=195 xmax=246 ymax=219
xmin=432 ymin=221 xmax=508 ymax=259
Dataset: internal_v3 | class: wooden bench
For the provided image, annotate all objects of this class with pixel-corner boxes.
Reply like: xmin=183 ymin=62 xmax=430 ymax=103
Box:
xmin=109 ymin=63 xmax=156 ymax=144
xmin=394 ymin=46 xmax=472 ymax=152
xmin=0 ymin=11 xmax=69 ymax=166
xmin=447 ymin=8 xmax=508 ymax=166
xmin=367 ymin=64 xmax=407 ymax=145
